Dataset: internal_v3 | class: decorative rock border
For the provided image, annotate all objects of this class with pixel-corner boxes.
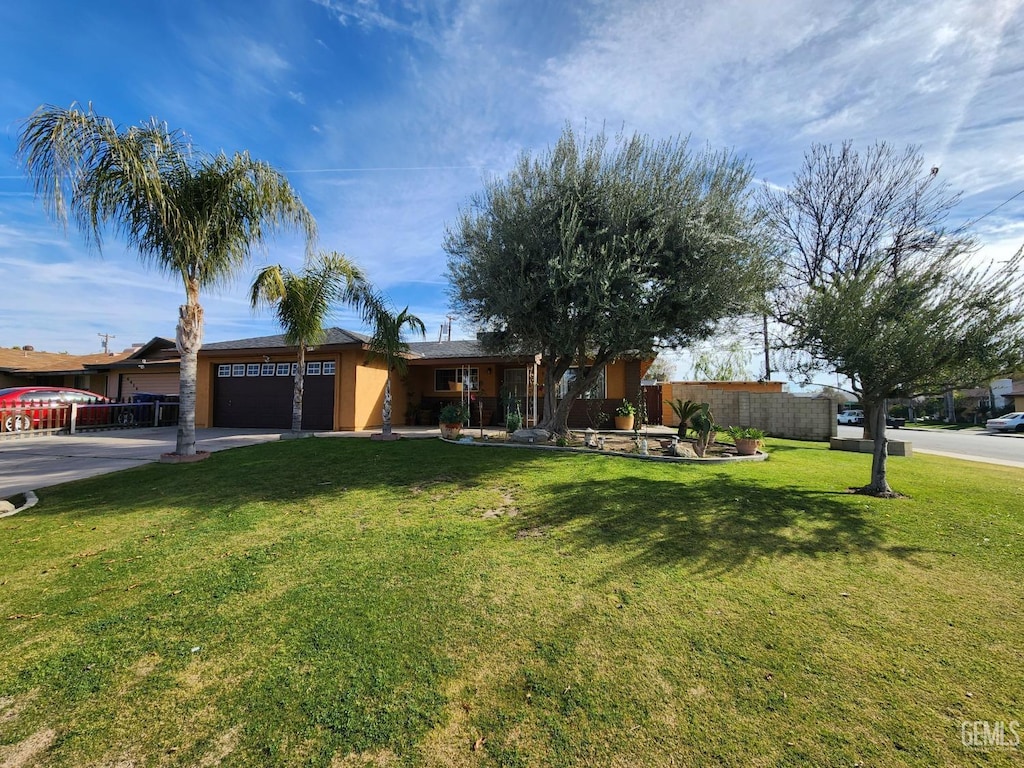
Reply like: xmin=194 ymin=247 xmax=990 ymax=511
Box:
xmin=438 ymin=437 xmax=767 ymax=464
xmin=159 ymin=451 xmax=211 ymax=464
xmin=0 ymin=491 xmax=39 ymax=518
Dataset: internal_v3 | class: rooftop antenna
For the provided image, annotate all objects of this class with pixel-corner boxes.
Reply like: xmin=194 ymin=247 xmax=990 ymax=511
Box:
xmin=98 ymin=332 xmax=116 ymax=355
xmin=446 ymin=315 xmax=454 ymax=342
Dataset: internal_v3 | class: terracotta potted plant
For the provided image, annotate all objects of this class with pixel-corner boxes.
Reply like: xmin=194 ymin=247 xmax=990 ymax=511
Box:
xmin=613 ymin=398 xmax=636 ymax=431
xmin=726 ymin=425 xmax=765 ymax=455
xmin=439 ymin=402 xmax=468 ymax=440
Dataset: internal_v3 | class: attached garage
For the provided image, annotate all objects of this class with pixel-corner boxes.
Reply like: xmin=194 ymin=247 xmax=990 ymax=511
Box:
xmin=211 ymin=360 xmax=336 ymax=430
xmin=196 ymin=329 xmax=391 ymax=431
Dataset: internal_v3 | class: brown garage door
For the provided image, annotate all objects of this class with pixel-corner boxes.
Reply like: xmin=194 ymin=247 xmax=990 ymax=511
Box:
xmin=212 ymin=362 xmax=335 ymax=430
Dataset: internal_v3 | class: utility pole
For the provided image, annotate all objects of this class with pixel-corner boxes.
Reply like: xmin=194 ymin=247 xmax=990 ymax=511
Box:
xmin=98 ymin=332 xmax=116 ymax=355
xmin=762 ymin=314 xmax=771 ymax=381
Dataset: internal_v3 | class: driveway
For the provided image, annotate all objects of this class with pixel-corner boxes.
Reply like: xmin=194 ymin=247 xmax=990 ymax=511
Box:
xmin=0 ymin=427 xmax=287 ymax=498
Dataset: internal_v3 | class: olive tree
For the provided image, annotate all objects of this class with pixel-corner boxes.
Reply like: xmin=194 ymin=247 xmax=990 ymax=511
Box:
xmin=446 ymin=126 xmax=767 ymax=435
xmin=762 ymin=141 xmax=1024 ymax=496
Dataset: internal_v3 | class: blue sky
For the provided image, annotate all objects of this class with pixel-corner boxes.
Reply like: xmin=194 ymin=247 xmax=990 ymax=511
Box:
xmin=1 ymin=0 xmax=1022 ymax=381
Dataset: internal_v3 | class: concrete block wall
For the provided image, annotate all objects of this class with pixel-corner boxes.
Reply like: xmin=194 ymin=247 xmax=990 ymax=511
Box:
xmin=663 ymin=383 xmax=835 ymax=441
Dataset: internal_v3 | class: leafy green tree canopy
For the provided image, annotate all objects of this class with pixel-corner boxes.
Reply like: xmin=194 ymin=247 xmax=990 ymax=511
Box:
xmin=446 ymin=126 xmax=767 ymax=433
xmin=762 ymin=141 xmax=1024 ymax=495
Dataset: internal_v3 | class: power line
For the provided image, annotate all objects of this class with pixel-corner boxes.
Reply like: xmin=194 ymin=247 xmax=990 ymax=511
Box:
xmin=955 ymin=185 xmax=1024 ymax=233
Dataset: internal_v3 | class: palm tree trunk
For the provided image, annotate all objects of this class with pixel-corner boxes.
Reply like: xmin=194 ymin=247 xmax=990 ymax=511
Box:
xmin=174 ymin=286 xmax=203 ymax=456
xmin=382 ymin=372 xmax=392 ymax=437
xmin=291 ymin=345 xmax=305 ymax=432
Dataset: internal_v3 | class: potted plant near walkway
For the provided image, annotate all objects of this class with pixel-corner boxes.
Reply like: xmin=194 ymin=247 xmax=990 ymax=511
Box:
xmin=726 ymin=425 xmax=766 ymax=455
xmin=614 ymin=398 xmax=636 ymax=431
xmin=439 ymin=402 xmax=468 ymax=440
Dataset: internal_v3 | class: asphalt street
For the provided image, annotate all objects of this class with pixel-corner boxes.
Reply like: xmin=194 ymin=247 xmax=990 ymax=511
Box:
xmin=837 ymin=424 xmax=1024 ymax=468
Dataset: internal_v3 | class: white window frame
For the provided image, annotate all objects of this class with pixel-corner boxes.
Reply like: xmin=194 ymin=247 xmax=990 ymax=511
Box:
xmin=217 ymin=364 xmax=231 ymax=377
xmin=291 ymin=363 xmax=298 ymax=376
xmin=322 ymin=361 xmax=336 ymax=375
xmin=261 ymin=363 xmax=275 ymax=376
xmin=231 ymin=364 xmax=246 ymax=377
xmin=306 ymin=362 xmax=322 ymax=376
xmin=246 ymin=363 xmax=261 ymax=377
xmin=276 ymin=363 xmax=291 ymax=376
xmin=557 ymin=366 xmax=606 ymax=399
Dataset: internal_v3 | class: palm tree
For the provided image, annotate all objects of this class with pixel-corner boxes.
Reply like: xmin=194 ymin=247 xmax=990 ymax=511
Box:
xmin=250 ymin=252 xmax=374 ymax=432
xmin=366 ymin=306 xmax=426 ymax=437
xmin=17 ymin=103 xmax=316 ymax=455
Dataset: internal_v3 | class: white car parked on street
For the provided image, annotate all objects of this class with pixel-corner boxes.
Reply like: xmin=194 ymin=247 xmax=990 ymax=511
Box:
xmin=985 ymin=412 xmax=1024 ymax=433
xmin=837 ymin=409 xmax=864 ymax=425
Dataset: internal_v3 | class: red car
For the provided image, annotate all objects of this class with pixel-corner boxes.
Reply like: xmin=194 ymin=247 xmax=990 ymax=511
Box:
xmin=0 ymin=386 xmax=112 ymax=432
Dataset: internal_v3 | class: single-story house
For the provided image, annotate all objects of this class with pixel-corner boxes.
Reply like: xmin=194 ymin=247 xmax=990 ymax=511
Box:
xmin=195 ymin=328 xmax=656 ymax=431
xmin=0 ymin=338 xmax=181 ymax=401
xmin=0 ymin=345 xmax=129 ymax=395
xmin=96 ymin=337 xmax=181 ymax=400
xmin=1009 ymin=385 xmax=1024 ymax=413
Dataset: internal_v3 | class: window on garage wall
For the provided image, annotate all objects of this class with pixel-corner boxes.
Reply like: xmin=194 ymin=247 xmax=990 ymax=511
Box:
xmin=276 ymin=363 xmax=290 ymax=376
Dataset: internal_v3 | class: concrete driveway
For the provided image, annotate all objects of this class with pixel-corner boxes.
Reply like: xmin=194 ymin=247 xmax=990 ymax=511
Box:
xmin=0 ymin=427 xmax=287 ymax=498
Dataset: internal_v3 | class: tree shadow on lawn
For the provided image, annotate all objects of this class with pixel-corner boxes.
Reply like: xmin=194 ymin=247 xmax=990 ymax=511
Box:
xmin=523 ymin=474 xmax=927 ymax=575
xmin=21 ymin=439 xmax=557 ymax=519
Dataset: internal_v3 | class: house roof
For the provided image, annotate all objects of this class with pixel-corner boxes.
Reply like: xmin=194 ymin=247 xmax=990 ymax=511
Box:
xmin=201 ymin=327 xmax=371 ymax=352
xmin=0 ymin=346 xmax=133 ymax=375
xmin=95 ymin=337 xmax=180 ymax=369
xmin=406 ymin=339 xmax=540 ymax=363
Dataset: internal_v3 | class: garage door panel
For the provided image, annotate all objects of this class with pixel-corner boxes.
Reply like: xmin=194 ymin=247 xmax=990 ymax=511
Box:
xmin=213 ymin=367 xmax=334 ymax=430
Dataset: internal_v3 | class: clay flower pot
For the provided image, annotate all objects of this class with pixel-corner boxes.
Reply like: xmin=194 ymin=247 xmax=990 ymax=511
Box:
xmin=439 ymin=422 xmax=463 ymax=440
xmin=734 ymin=437 xmax=760 ymax=456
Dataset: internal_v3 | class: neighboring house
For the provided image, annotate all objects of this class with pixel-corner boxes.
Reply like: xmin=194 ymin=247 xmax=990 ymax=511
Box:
xmin=97 ymin=337 xmax=181 ymax=400
xmin=1009 ymin=380 xmax=1024 ymax=413
xmin=0 ymin=345 xmax=132 ymax=395
xmin=0 ymin=338 xmax=182 ymax=401
xmin=195 ymin=328 xmax=655 ymax=431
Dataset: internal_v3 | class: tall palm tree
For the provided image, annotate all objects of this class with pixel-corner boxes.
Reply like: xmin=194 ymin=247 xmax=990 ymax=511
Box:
xmin=366 ymin=306 xmax=426 ymax=437
xmin=17 ymin=103 xmax=316 ymax=455
xmin=250 ymin=252 xmax=374 ymax=432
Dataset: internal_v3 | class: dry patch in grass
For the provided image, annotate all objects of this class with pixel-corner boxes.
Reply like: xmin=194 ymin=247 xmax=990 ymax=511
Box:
xmin=0 ymin=728 xmax=56 ymax=768
xmin=197 ymin=725 xmax=241 ymax=767
xmin=331 ymin=748 xmax=399 ymax=767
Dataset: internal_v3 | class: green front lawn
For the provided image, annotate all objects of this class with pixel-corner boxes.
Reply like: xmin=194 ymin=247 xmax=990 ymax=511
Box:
xmin=1 ymin=439 xmax=1021 ymax=766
